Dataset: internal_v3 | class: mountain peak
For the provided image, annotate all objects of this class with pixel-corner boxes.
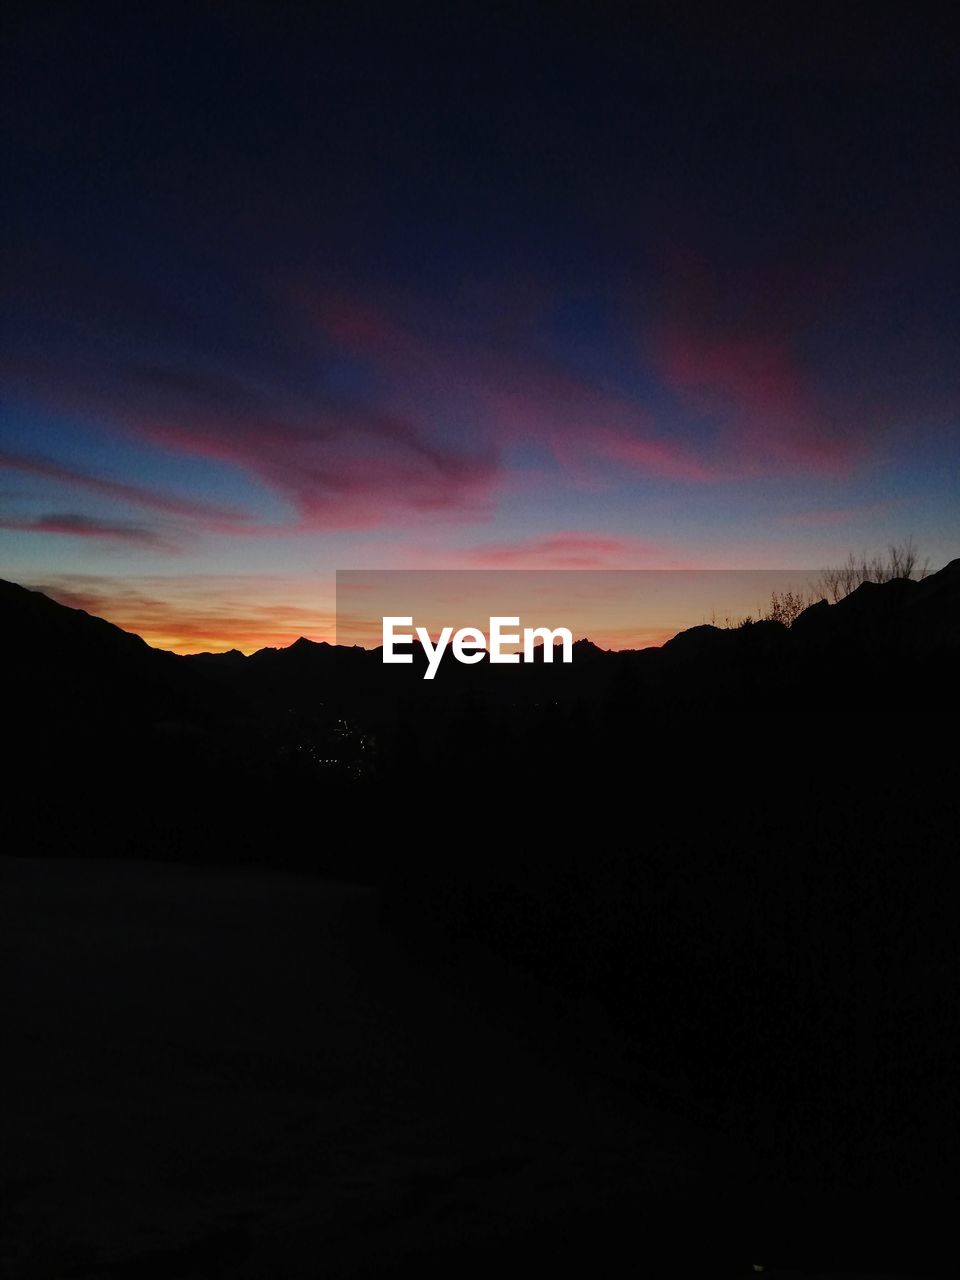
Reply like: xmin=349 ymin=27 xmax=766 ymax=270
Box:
xmin=289 ymin=635 xmax=325 ymax=651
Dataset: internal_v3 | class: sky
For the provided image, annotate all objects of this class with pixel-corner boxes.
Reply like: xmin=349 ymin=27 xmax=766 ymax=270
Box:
xmin=335 ymin=570 xmax=820 ymax=652
xmin=1 ymin=3 xmax=957 ymax=651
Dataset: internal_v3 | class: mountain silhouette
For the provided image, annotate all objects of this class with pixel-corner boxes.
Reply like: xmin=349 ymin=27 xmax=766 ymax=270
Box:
xmin=4 ymin=554 xmax=958 ymax=686
xmin=3 ymin=564 xmax=958 ymax=1250
xmin=4 ymin=558 xmax=957 ymax=862
xmin=3 ymin=561 xmax=959 ymax=769
xmin=0 ymin=577 xmax=160 ymax=666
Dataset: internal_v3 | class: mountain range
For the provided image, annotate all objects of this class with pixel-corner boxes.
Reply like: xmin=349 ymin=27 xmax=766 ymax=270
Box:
xmin=3 ymin=560 xmax=957 ymax=868
xmin=4 ymin=554 xmax=958 ymax=681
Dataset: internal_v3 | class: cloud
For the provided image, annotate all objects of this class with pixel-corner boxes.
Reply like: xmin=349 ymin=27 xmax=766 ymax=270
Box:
xmin=299 ymin=282 xmax=872 ymax=487
xmin=5 ymin=357 xmax=501 ymax=531
xmin=2 ymin=253 xmax=898 ymax=546
xmin=643 ymin=250 xmax=871 ymax=476
xmin=459 ymin=532 xmax=678 ymax=568
xmin=0 ymin=512 xmax=172 ymax=548
xmin=779 ymin=502 xmax=890 ymax=527
xmin=0 ymin=448 xmax=249 ymax=523
xmin=297 ymin=287 xmax=723 ymax=485
xmin=573 ymin=428 xmax=717 ymax=483
xmin=656 ymin=328 xmax=860 ymax=474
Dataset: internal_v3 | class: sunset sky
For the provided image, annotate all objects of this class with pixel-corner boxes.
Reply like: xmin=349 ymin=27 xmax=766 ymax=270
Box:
xmin=2 ymin=5 xmax=957 ymax=651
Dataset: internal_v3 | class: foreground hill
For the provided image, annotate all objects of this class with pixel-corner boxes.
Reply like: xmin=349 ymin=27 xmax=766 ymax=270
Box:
xmin=2 ymin=568 xmax=957 ymax=1263
xmin=2 ymin=561 xmax=958 ymax=864
xmin=2 ymin=855 xmax=948 ymax=1276
xmin=3 ymin=555 xmax=958 ymax=722
xmin=0 ymin=856 xmax=737 ymax=1277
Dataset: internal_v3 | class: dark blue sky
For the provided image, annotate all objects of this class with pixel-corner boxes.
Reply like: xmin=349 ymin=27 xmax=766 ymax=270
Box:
xmin=1 ymin=3 xmax=957 ymax=649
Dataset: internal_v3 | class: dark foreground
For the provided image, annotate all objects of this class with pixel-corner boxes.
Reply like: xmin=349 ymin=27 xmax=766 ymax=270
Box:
xmin=0 ymin=857 xmax=949 ymax=1278
xmin=0 ymin=857 xmax=729 ymax=1277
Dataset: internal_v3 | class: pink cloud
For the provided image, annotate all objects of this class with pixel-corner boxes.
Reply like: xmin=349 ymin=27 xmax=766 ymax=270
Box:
xmin=299 ymin=282 xmax=866 ymax=488
xmin=459 ymin=532 xmax=681 ymax=568
xmin=779 ymin=502 xmax=890 ymax=526
xmin=645 ymin=248 xmax=866 ymax=476
xmin=7 ymin=359 xmax=501 ymax=532
xmin=3 ymin=260 xmax=878 ymax=545
xmin=581 ymin=428 xmax=717 ymax=482
xmin=0 ymin=449 xmax=249 ymax=523
xmin=292 ymin=284 xmax=722 ymax=486
xmin=138 ymin=403 xmax=500 ymax=531
xmin=656 ymin=327 xmax=862 ymax=474
xmin=296 ymin=292 xmax=407 ymax=355
xmin=0 ymin=512 xmax=173 ymax=548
